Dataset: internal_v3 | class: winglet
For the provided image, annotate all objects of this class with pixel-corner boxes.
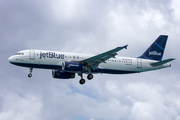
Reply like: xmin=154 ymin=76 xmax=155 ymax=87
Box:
xmin=124 ymin=45 xmax=128 ymax=49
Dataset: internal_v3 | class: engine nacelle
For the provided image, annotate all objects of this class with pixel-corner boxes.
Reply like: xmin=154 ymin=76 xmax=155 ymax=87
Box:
xmin=52 ymin=70 xmax=75 ymax=79
xmin=62 ymin=61 xmax=86 ymax=72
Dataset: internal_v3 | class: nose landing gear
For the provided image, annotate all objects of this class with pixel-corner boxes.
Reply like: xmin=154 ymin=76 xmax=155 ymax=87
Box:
xmin=28 ymin=73 xmax=32 ymax=77
xmin=28 ymin=67 xmax=33 ymax=78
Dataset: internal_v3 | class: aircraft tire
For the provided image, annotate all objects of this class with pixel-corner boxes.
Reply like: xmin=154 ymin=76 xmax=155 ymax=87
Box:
xmin=79 ymin=79 xmax=85 ymax=85
xmin=28 ymin=73 xmax=32 ymax=78
xmin=87 ymin=74 xmax=93 ymax=80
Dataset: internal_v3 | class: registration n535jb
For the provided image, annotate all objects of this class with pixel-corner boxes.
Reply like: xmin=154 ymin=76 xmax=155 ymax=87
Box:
xmin=8 ymin=35 xmax=175 ymax=85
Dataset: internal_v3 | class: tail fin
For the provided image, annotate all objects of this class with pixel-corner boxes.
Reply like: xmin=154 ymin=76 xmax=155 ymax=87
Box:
xmin=138 ymin=35 xmax=168 ymax=61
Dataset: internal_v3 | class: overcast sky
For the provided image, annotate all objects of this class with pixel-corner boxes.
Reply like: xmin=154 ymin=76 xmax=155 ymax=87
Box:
xmin=0 ymin=0 xmax=180 ymax=120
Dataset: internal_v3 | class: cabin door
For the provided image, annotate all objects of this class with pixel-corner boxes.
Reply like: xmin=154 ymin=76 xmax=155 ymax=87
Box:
xmin=29 ymin=50 xmax=35 ymax=60
xmin=137 ymin=59 xmax=142 ymax=68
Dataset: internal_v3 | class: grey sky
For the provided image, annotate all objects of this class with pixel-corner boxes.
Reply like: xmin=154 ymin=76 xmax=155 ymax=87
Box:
xmin=0 ymin=0 xmax=180 ymax=120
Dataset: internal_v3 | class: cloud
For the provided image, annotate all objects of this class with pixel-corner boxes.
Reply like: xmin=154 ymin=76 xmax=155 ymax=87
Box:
xmin=0 ymin=0 xmax=180 ymax=120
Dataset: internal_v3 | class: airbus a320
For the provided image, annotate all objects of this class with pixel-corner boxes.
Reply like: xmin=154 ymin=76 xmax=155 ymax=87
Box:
xmin=8 ymin=35 xmax=175 ymax=85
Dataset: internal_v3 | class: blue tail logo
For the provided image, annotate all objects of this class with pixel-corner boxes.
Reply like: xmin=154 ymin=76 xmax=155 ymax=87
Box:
xmin=139 ymin=35 xmax=168 ymax=61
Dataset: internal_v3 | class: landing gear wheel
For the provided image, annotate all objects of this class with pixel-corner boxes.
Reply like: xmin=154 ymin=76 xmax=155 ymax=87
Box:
xmin=28 ymin=67 xmax=33 ymax=78
xmin=28 ymin=73 xmax=32 ymax=78
xmin=79 ymin=79 xmax=85 ymax=85
xmin=87 ymin=74 xmax=93 ymax=80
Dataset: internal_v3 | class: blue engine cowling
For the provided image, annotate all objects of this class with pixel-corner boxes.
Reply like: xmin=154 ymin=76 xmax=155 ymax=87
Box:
xmin=62 ymin=61 xmax=85 ymax=72
xmin=52 ymin=70 xmax=75 ymax=79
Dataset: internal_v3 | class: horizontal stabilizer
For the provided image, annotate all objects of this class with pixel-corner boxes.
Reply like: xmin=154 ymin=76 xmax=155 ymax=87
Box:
xmin=150 ymin=58 xmax=175 ymax=66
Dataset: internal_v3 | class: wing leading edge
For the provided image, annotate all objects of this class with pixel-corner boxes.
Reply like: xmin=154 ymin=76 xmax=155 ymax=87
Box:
xmin=81 ymin=45 xmax=128 ymax=70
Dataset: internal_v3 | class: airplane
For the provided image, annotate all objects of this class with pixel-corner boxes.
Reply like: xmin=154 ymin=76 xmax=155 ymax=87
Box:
xmin=8 ymin=35 xmax=175 ymax=85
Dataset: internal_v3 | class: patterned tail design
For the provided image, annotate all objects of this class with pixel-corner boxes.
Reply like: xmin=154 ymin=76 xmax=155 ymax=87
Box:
xmin=139 ymin=35 xmax=168 ymax=61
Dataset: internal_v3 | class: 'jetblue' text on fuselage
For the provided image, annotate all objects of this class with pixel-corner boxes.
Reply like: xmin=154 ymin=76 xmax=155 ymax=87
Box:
xmin=40 ymin=51 xmax=64 ymax=59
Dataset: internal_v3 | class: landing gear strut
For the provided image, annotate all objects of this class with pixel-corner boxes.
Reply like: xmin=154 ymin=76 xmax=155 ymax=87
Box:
xmin=87 ymin=66 xmax=93 ymax=80
xmin=28 ymin=67 xmax=33 ymax=78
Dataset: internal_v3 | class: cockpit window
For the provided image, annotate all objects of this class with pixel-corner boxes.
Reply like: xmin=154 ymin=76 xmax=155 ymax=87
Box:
xmin=15 ymin=52 xmax=24 ymax=55
xmin=15 ymin=53 xmax=20 ymax=55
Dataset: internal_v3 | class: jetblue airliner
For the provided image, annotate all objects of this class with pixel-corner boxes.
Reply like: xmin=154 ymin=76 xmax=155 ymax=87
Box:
xmin=8 ymin=35 xmax=175 ymax=84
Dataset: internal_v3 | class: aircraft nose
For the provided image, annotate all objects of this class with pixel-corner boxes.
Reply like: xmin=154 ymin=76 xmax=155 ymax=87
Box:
xmin=8 ymin=56 xmax=14 ymax=63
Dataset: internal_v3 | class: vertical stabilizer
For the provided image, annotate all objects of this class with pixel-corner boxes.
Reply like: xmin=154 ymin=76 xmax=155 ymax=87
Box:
xmin=138 ymin=35 xmax=168 ymax=61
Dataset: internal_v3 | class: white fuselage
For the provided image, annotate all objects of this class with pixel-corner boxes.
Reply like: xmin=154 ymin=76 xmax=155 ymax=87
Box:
xmin=8 ymin=49 xmax=171 ymax=74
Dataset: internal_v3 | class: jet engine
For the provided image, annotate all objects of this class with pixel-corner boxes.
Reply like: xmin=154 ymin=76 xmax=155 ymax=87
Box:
xmin=52 ymin=70 xmax=75 ymax=79
xmin=62 ymin=61 xmax=86 ymax=72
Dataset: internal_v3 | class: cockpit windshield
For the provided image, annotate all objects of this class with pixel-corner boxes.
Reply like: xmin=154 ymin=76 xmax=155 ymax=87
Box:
xmin=15 ymin=52 xmax=24 ymax=55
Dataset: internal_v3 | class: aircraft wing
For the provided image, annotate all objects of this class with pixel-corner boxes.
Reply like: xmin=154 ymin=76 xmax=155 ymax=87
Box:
xmin=81 ymin=45 xmax=128 ymax=70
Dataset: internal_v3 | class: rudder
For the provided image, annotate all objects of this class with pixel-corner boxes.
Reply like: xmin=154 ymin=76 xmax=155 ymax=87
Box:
xmin=138 ymin=35 xmax=168 ymax=61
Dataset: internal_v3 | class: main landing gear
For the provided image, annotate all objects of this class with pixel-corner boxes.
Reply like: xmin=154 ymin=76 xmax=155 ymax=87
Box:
xmin=78 ymin=73 xmax=94 ymax=85
xmin=28 ymin=67 xmax=33 ymax=78
xmin=87 ymin=74 xmax=93 ymax=80
xmin=78 ymin=73 xmax=85 ymax=85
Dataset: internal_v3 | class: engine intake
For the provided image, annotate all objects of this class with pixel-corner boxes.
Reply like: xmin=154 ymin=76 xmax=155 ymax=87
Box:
xmin=62 ymin=61 xmax=86 ymax=72
xmin=52 ymin=70 xmax=75 ymax=79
